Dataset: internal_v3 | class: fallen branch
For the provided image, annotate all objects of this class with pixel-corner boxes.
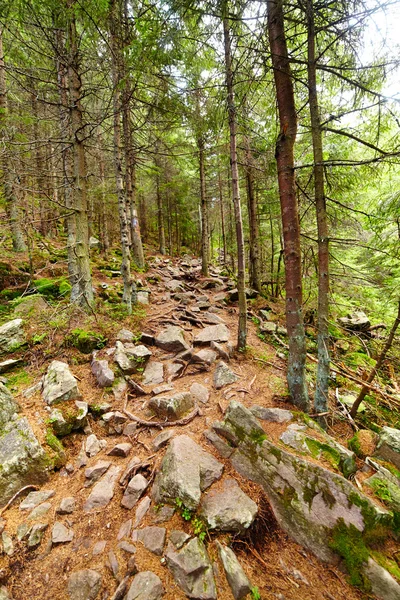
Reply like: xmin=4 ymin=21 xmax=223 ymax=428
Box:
xmin=0 ymin=485 xmax=39 ymax=516
xmin=254 ymin=357 xmax=285 ymax=371
xmin=123 ymin=406 xmax=200 ymax=428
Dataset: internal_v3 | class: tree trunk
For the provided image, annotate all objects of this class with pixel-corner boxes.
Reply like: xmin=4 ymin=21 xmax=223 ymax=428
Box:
xmin=267 ymin=0 xmax=309 ymax=410
xmin=66 ymin=2 xmax=93 ymax=308
xmin=0 ymin=28 xmax=26 ymax=252
xmin=244 ymin=134 xmax=262 ymax=292
xmin=350 ymin=301 xmax=400 ymax=418
xmin=222 ymin=8 xmax=247 ymax=350
xmin=97 ymin=133 xmax=110 ymax=255
xmin=198 ymin=136 xmax=209 ymax=276
xmin=156 ymin=165 xmax=166 ymax=254
xmin=307 ymin=0 xmax=330 ymax=419
xmin=110 ymin=0 xmax=132 ymax=313
xmin=218 ymin=169 xmax=227 ymax=265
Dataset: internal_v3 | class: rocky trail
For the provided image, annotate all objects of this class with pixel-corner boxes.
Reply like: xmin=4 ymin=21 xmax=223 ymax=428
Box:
xmin=0 ymin=255 xmax=399 ymax=600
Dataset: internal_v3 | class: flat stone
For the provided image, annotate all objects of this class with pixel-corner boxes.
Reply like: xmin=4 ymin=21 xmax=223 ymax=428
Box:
xmin=375 ymin=426 xmax=400 ymax=470
xmin=17 ymin=522 xmax=30 ymax=541
xmin=49 ymin=400 xmax=88 ymax=437
xmin=203 ymin=429 xmax=234 ymax=458
xmin=121 ymin=474 xmax=148 ymax=509
xmin=134 ymin=496 xmax=151 ymax=527
xmin=166 ymin=536 xmax=216 ymax=599
xmin=0 ymin=359 xmax=21 ymax=374
xmin=115 ymin=342 xmax=152 ymax=374
xmin=190 ymin=383 xmax=209 ymax=404
xmin=117 ymin=329 xmax=135 ymax=343
xmin=210 ymin=341 xmax=231 ymax=361
xmin=125 ymin=571 xmax=164 ymax=600
xmin=259 ymin=321 xmax=277 ymax=334
xmin=200 ymin=478 xmax=257 ymax=532
xmin=143 ymin=361 xmax=164 ymax=386
xmin=123 ymin=422 xmax=138 ymax=437
xmin=28 ymin=502 xmax=51 ymax=520
xmin=42 ymin=360 xmax=80 ymax=405
xmin=108 ymin=549 xmax=119 ymax=578
xmin=91 ymin=359 xmax=114 ymax=388
xmin=85 ymin=461 xmax=111 ymax=485
xmin=148 ymin=392 xmax=194 ymax=421
xmin=194 ymin=324 xmax=230 ymax=345
xmin=152 ymin=429 xmax=175 ymax=451
xmin=133 ymin=526 xmax=166 ymax=556
xmin=155 ymin=326 xmax=189 ymax=353
xmin=152 ymin=383 xmax=174 ymax=396
xmin=151 ymin=505 xmax=175 ymax=524
xmin=92 ymin=540 xmax=107 ymax=556
xmin=85 ymin=434 xmax=107 ymax=458
xmin=117 ymin=519 xmax=132 ymax=540
xmin=166 ymin=279 xmax=185 ymax=293
xmin=118 ymin=541 xmax=137 ymax=554
xmin=27 ymin=523 xmax=48 ymax=548
xmin=153 ymin=435 xmax=223 ymax=510
xmin=169 ymin=530 xmax=190 ymax=549
xmin=363 ymin=557 xmax=400 ymax=600
xmin=57 ymin=497 xmax=76 ymax=514
xmin=249 ymin=406 xmax=293 ymax=423
xmin=137 ymin=291 xmax=150 ymax=305
xmin=20 ymin=490 xmax=55 ymax=511
xmin=338 ymin=311 xmax=370 ymax=331
xmin=0 ymin=319 xmax=25 ymax=354
xmin=52 ymin=521 xmax=74 ymax=544
xmin=216 ymin=542 xmax=251 ymax=600
xmin=83 ymin=466 xmax=121 ymax=512
xmin=2 ymin=532 xmax=13 ymax=556
xmin=202 ymin=312 xmax=225 ymax=324
xmin=108 ymin=443 xmax=132 ymax=457
xmin=213 ymin=361 xmax=239 ymax=389
xmin=67 ymin=569 xmax=102 ymax=600
xmin=192 ymin=349 xmax=217 ymax=366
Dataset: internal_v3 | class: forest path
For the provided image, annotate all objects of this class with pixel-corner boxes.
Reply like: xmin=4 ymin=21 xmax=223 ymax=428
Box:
xmin=0 ymin=254 xmax=366 ymax=600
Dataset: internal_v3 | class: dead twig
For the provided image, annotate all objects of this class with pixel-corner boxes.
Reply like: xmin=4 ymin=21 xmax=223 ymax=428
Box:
xmin=0 ymin=485 xmax=39 ymax=516
xmin=123 ymin=406 xmax=200 ymax=428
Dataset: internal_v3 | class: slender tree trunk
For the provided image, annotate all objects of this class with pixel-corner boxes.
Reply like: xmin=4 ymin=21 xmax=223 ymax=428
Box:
xmin=222 ymin=7 xmax=247 ymax=350
xmin=218 ymin=169 xmax=227 ymax=265
xmin=267 ymin=0 xmax=309 ymax=410
xmin=30 ymin=80 xmax=48 ymax=237
xmin=198 ymin=136 xmax=209 ymax=276
xmin=66 ymin=2 xmax=93 ymax=308
xmin=350 ymin=301 xmax=400 ymax=418
xmin=244 ymin=134 xmax=262 ymax=292
xmin=97 ymin=133 xmax=110 ymax=255
xmin=307 ymin=0 xmax=330 ymax=419
xmin=110 ymin=0 xmax=132 ymax=312
xmin=0 ymin=28 xmax=26 ymax=252
xmin=156 ymin=163 xmax=166 ymax=254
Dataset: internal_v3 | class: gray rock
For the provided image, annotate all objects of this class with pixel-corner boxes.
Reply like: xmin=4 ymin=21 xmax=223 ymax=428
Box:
xmin=0 ymin=383 xmax=19 ymax=428
xmin=155 ymin=326 xmax=189 ymax=353
xmin=166 ymin=279 xmax=185 ymax=293
xmin=202 ymin=312 xmax=225 ymax=324
xmin=117 ymin=329 xmax=135 ymax=343
xmin=27 ymin=502 xmax=51 ymax=520
xmin=42 ymin=361 xmax=81 ymax=405
xmin=169 ymin=530 xmax=190 ymax=549
xmin=89 ymin=236 xmax=100 ymax=249
xmin=152 ymin=383 xmax=174 ymax=396
xmin=152 ymin=429 xmax=175 ymax=451
xmin=133 ymin=526 xmax=166 ymax=555
xmin=49 ymin=400 xmax=88 ymax=437
xmin=134 ymin=496 xmax=151 ymax=527
xmin=143 ymin=361 xmax=164 ymax=386
xmin=114 ymin=341 xmax=152 ymax=374
xmin=123 ymin=422 xmax=137 ymax=437
xmin=214 ymin=400 xmax=392 ymax=564
xmin=108 ymin=443 xmax=132 ymax=457
xmin=67 ymin=569 xmax=102 ymax=600
xmin=2 ymin=532 xmax=13 ymax=556
xmin=192 ymin=349 xmax=217 ymax=366
xmin=276 ymin=326 xmax=287 ymax=336
xmin=0 ymin=359 xmax=21 ymax=374
xmin=52 ymin=521 xmax=74 ymax=543
xmin=210 ymin=341 xmax=232 ymax=361
xmin=92 ymin=540 xmax=107 ymax=556
xmin=20 ymin=489 xmax=55 ymax=511
xmin=85 ymin=460 xmax=111 ymax=485
xmin=91 ymin=359 xmax=114 ymax=388
xmin=153 ymin=435 xmax=223 ymax=510
xmin=375 ymin=426 xmax=400 ymax=469
xmin=194 ymin=324 xmax=230 ymax=345
xmin=118 ymin=541 xmax=137 ymax=554
xmin=17 ymin=522 xmax=30 ymax=541
xmin=0 ymin=587 xmax=11 ymax=600
xmin=108 ymin=549 xmax=119 ymax=578
xmin=0 ymin=417 xmax=49 ymax=507
xmin=166 ymin=362 xmax=184 ymax=380
xmin=203 ymin=429 xmax=234 ymax=458
xmin=57 ymin=497 xmax=76 ymax=514
xmin=363 ymin=557 xmax=400 ymax=600
xmin=121 ymin=474 xmax=148 ymax=509
xmin=27 ymin=523 xmax=48 ymax=548
xmin=259 ymin=321 xmax=277 ymax=334
xmin=338 ymin=311 xmax=370 ymax=331
xmin=190 ymin=383 xmax=209 ymax=404
xmin=0 ymin=319 xmax=25 ymax=354
xmin=126 ymin=571 xmax=164 ymax=600
xmin=151 ymin=504 xmax=175 ymax=524
xmin=83 ymin=466 xmax=121 ymax=512
xmin=216 ymin=542 xmax=251 ymax=600
xmin=249 ymin=406 xmax=293 ymax=423
xmin=117 ymin=519 xmax=132 ymax=540
xmin=85 ymin=434 xmax=107 ymax=458
xmin=200 ymin=478 xmax=257 ymax=533
xmin=137 ymin=291 xmax=150 ymax=305
xmin=213 ymin=361 xmax=239 ymax=389
xmin=14 ymin=295 xmax=48 ymax=317
xmin=148 ymin=392 xmax=194 ymax=421
xmin=165 ymin=536 xmax=216 ymax=599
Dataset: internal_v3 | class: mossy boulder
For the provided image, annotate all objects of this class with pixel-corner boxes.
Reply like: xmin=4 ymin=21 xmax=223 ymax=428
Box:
xmin=42 ymin=360 xmax=81 ymax=405
xmin=349 ymin=430 xmax=379 ymax=459
xmin=65 ymin=329 xmax=107 ymax=354
xmin=114 ymin=341 xmax=152 ymax=374
xmin=13 ymin=295 xmax=48 ymax=318
xmin=374 ymin=427 xmax=400 ymax=470
xmin=0 ymin=383 xmax=20 ymax=429
xmin=0 ymin=319 xmax=26 ymax=355
xmin=48 ymin=400 xmax=88 ymax=437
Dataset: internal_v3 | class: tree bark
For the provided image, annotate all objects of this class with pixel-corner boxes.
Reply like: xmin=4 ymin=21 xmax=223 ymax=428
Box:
xmin=218 ymin=169 xmax=227 ymax=265
xmin=0 ymin=28 xmax=26 ymax=252
xmin=350 ymin=301 xmax=400 ymax=418
xmin=267 ymin=0 xmax=309 ymax=410
xmin=244 ymin=133 xmax=262 ymax=292
xmin=222 ymin=6 xmax=247 ymax=350
xmin=110 ymin=0 xmax=132 ymax=312
xmin=156 ymin=157 xmax=166 ymax=255
xmin=66 ymin=2 xmax=94 ymax=308
xmin=198 ymin=135 xmax=209 ymax=276
xmin=307 ymin=0 xmax=330 ymax=419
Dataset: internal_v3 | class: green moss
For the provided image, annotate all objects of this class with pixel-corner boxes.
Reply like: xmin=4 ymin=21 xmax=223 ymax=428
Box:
xmin=65 ymin=328 xmax=107 ymax=354
xmin=269 ymin=445 xmax=282 ymax=462
xmin=45 ymin=429 xmax=64 ymax=453
xmin=6 ymin=369 xmax=31 ymax=391
xmin=305 ymin=438 xmax=341 ymax=469
xmin=282 ymin=485 xmax=298 ymax=509
xmin=303 ymin=477 xmax=318 ymax=508
xmin=329 ymin=520 xmax=370 ymax=588
xmin=348 ymin=491 xmax=393 ymax=541
xmin=370 ymin=551 xmax=400 ymax=583
xmin=250 ymin=429 xmax=267 ymax=446
xmin=348 ymin=434 xmax=362 ymax=458
xmin=59 ymin=280 xmax=72 ymax=297
xmin=346 ymin=352 xmax=376 ymax=370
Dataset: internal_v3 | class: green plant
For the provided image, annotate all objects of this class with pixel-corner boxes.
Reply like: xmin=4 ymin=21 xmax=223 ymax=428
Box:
xmin=176 ymin=498 xmax=192 ymax=521
xmin=192 ymin=517 xmax=207 ymax=541
xmin=251 ymin=587 xmax=261 ymax=600
xmin=64 ymin=328 xmax=107 ymax=354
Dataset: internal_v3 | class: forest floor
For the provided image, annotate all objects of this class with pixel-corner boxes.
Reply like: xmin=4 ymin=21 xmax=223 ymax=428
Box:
xmin=0 ymin=248 xmax=389 ymax=600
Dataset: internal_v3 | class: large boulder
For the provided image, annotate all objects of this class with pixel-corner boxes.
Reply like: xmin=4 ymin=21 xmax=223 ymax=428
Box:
xmin=0 ymin=319 xmax=26 ymax=354
xmin=155 ymin=326 xmax=189 ymax=353
xmin=0 ymin=383 xmax=19 ymax=428
xmin=153 ymin=435 xmax=223 ymax=510
xmin=0 ymin=417 xmax=49 ymax=506
xmin=338 ymin=311 xmax=370 ymax=331
xmin=374 ymin=426 xmax=400 ymax=470
xmin=42 ymin=361 xmax=81 ymax=405
xmin=114 ymin=341 xmax=152 ymax=374
xmin=194 ymin=324 xmax=230 ymax=345
xmin=148 ymin=392 xmax=194 ymax=421
xmin=199 ymin=478 xmax=257 ymax=533
xmin=165 ymin=536 xmax=217 ymax=600
xmin=126 ymin=571 xmax=164 ymax=600
xmin=211 ymin=401 xmax=395 ymax=572
xmin=91 ymin=359 xmax=114 ymax=388
xmin=67 ymin=570 xmax=102 ymax=600
xmin=143 ymin=361 xmax=164 ymax=386
xmin=49 ymin=400 xmax=88 ymax=437
xmin=14 ymin=295 xmax=48 ymax=317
